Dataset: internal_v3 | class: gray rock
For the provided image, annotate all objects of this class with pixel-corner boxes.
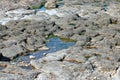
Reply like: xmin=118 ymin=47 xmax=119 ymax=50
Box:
xmin=30 ymin=50 xmax=67 ymax=69
xmin=30 ymin=59 xmax=44 ymax=69
xmin=0 ymin=63 xmax=40 ymax=80
xmin=42 ymin=52 xmax=67 ymax=61
xmin=41 ymin=61 xmax=74 ymax=80
xmin=1 ymin=48 xmax=18 ymax=59
xmin=64 ymin=54 xmax=86 ymax=63
xmin=0 ymin=44 xmax=24 ymax=59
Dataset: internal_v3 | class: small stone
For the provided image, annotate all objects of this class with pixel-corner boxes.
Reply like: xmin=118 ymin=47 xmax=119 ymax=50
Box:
xmin=29 ymin=55 xmax=36 ymax=60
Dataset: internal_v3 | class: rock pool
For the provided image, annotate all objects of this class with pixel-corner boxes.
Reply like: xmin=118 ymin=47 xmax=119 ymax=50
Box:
xmin=14 ymin=37 xmax=75 ymax=63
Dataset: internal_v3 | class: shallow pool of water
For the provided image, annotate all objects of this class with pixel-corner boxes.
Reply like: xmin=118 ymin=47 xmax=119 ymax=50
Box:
xmin=15 ymin=37 xmax=75 ymax=63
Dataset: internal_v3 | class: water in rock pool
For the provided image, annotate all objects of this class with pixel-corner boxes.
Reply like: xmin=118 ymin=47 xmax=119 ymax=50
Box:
xmin=14 ymin=37 xmax=75 ymax=63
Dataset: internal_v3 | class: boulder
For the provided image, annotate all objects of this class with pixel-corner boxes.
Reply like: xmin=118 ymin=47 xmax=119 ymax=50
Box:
xmin=0 ymin=44 xmax=24 ymax=59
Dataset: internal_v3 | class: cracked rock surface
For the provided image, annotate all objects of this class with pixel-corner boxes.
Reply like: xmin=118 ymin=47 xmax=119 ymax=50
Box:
xmin=0 ymin=0 xmax=120 ymax=80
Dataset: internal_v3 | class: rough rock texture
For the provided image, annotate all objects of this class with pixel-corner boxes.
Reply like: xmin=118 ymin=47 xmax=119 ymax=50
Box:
xmin=0 ymin=20 xmax=61 ymax=59
xmin=0 ymin=0 xmax=120 ymax=80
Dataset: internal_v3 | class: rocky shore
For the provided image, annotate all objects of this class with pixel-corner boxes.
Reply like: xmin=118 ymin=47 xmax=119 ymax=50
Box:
xmin=0 ymin=0 xmax=120 ymax=80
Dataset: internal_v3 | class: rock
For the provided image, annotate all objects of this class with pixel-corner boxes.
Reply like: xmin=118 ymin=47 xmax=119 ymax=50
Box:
xmin=112 ymin=67 xmax=120 ymax=80
xmin=75 ymin=41 xmax=86 ymax=47
xmin=64 ymin=54 xmax=86 ymax=63
xmin=0 ymin=1 xmax=120 ymax=80
xmin=0 ymin=64 xmax=40 ymax=80
xmin=30 ymin=59 xmax=44 ymax=69
xmin=22 ymin=15 xmax=48 ymax=21
xmin=0 ymin=48 xmax=18 ymax=59
xmin=40 ymin=61 xmax=74 ymax=80
xmin=42 ymin=52 xmax=67 ymax=62
xmin=0 ymin=44 xmax=24 ymax=59
xmin=0 ymin=0 xmax=46 ymax=12
xmin=26 ymin=44 xmax=36 ymax=52
xmin=106 ymin=3 xmax=120 ymax=17
xmin=30 ymin=50 xmax=68 ymax=69
xmin=45 ymin=0 xmax=57 ymax=9
xmin=3 ymin=39 xmax=17 ymax=47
